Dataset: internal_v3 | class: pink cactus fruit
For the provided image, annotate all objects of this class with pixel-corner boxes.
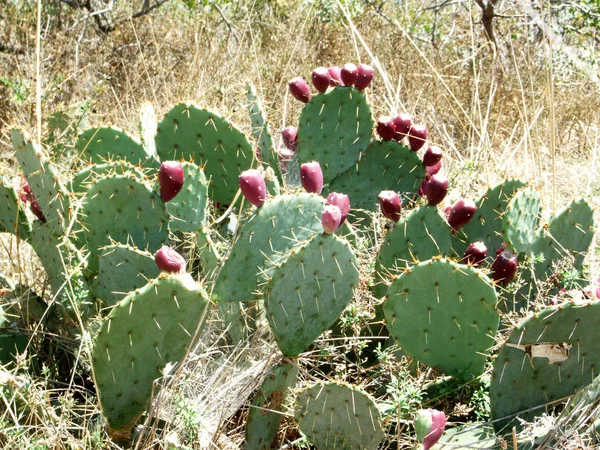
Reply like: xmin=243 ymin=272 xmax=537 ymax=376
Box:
xmin=19 ymin=179 xmax=46 ymax=222
xmin=282 ymin=126 xmax=298 ymax=152
xmin=155 ymin=246 xmax=186 ymax=274
xmin=425 ymin=174 xmax=449 ymax=206
xmin=378 ymin=190 xmax=402 ymax=222
xmin=492 ymin=249 xmax=518 ymax=286
xmin=408 ymin=124 xmax=428 ymax=151
xmin=311 ymin=67 xmax=331 ymax=93
xmin=300 ymin=161 xmax=324 ymax=194
xmin=158 ymin=161 xmax=185 ymax=202
xmin=464 ymin=241 xmax=487 ymax=266
xmin=328 ymin=66 xmax=344 ymax=86
xmin=321 ymin=204 xmax=342 ymax=234
xmin=423 ymin=146 xmax=443 ymax=167
xmin=326 ymin=192 xmax=351 ymax=224
xmin=393 ymin=114 xmax=412 ymax=141
xmin=288 ymin=77 xmax=311 ymax=103
xmin=340 ymin=63 xmax=358 ymax=86
xmin=354 ymin=64 xmax=374 ymax=90
xmin=415 ymin=409 xmax=446 ymax=450
xmin=447 ymin=198 xmax=477 ymax=231
xmin=239 ymin=169 xmax=267 ymax=207
xmin=376 ymin=116 xmax=396 ymax=141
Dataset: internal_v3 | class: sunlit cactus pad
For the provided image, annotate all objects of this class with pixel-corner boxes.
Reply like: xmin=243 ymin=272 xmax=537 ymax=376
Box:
xmin=502 ymin=186 xmax=541 ymax=253
xmin=0 ymin=176 xmax=30 ymax=239
xmin=384 ymin=258 xmax=499 ymax=378
xmin=76 ymin=126 xmax=153 ymax=167
xmin=294 ymin=381 xmax=385 ymax=450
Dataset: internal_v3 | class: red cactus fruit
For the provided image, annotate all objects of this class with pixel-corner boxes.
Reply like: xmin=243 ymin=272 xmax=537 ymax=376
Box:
xmin=492 ymin=249 xmax=518 ymax=286
xmin=426 ymin=160 xmax=442 ymax=177
xmin=354 ymin=64 xmax=374 ymax=90
xmin=378 ymin=190 xmax=402 ymax=222
xmin=158 ymin=161 xmax=185 ymax=202
xmin=423 ymin=146 xmax=443 ymax=167
xmin=239 ymin=169 xmax=267 ymax=207
xmin=415 ymin=409 xmax=446 ymax=450
xmin=311 ymin=67 xmax=331 ymax=93
xmin=425 ymin=174 xmax=448 ymax=206
xmin=155 ymin=246 xmax=186 ymax=274
xmin=30 ymin=199 xmax=46 ymax=222
xmin=393 ymin=114 xmax=412 ymax=141
xmin=288 ymin=77 xmax=311 ymax=103
xmin=464 ymin=242 xmax=487 ymax=266
xmin=300 ymin=161 xmax=323 ymax=194
xmin=376 ymin=116 xmax=396 ymax=141
xmin=326 ymin=192 xmax=351 ymax=224
xmin=408 ymin=124 xmax=428 ymax=151
xmin=447 ymin=199 xmax=477 ymax=231
xmin=321 ymin=204 xmax=342 ymax=234
xmin=282 ymin=126 xmax=298 ymax=152
xmin=19 ymin=179 xmax=33 ymax=203
xmin=340 ymin=63 xmax=358 ymax=86
xmin=328 ymin=66 xmax=344 ymax=86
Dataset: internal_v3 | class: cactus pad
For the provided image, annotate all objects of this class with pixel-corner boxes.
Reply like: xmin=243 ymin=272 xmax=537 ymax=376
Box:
xmin=92 ymin=273 xmax=209 ymax=434
xmin=266 ymin=234 xmax=359 ymax=356
xmin=490 ymin=301 xmax=600 ymax=431
xmin=155 ymin=103 xmax=255 ymax=205
xmin=297 ymin=87 xmax=373 ymax=182
xmin=294 ymin=381 xmax=385 ymax=450
xmin=0 ymin=176 xmax=31 ymax=239
xmin=503 ymin=187 xmax=541 ymax=253
xmin=384 ymin=258 xmax=499 ymax=378
xmin=76 ymin=126 xmax=154 ymax=167
xmin=69 ymin=161 xmax=148 ymax=194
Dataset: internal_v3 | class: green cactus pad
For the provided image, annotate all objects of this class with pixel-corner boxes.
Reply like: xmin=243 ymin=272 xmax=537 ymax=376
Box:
xmin=0 ymin=176 xmax=31 ymax=239
xmin=297 ymin=87 xmax=373 ymax=182
xmin=384 ymin=258 xmax=499 ymax=378
xmin=325 ymin=140 xmax=425 ymax=211
xmin=139 ymin=102 xmax=158 ymax=159
xmin=503 ymin=187 xmax=541 ymax=253
xmin=212 ymin=193 xmax=328 ymax=303
xmin=195 ymin=227 xmax=221 ymax=281
xmin=244 ymin=361 xmax=299 ymax=450
xmin=452 ymin=179 xmax=527 ymax=259
xmin=76 ymin=126 xmax=155 ymax=167
xmin=266 ymin=234 xmax=359 ymax=356
xmin=29 ymin=221 xmax=71 ymax=295
xmin=437 ymin=424 xmax=497 ymax=449
xmin=490 ymin=301 xmax=600 ymax=431
xmin=159 ymin=161 xmax=208 ymax=232
xmin=263 ymin=167 xmax=281 ymax=199
xmin=92 ymin=273 xmax=210 ymax=434
xmin=12 ymin=129 xmax=72 ymax=235
xmin=246 ymin=84 xmax=283 ymax=185
xmin=80 ymin=175 xmax=169 ymax=274
xmin=374 ymin=205 xmax=452 ymax=299
xmin=91 ymin=244 xmax=161 ymax=307
xmin=69 ymin=161 xmax=148 ymax=194
xmin=294 ymin=381 xmax=385 ymax=450
xmin=155 ymin=103 xmax=255 ymax=205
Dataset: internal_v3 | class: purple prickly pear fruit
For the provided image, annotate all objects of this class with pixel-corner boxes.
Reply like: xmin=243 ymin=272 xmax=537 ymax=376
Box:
xmin=464 ymin=241 xmax=487 ymax=266
xmin=354 ymin=64 xmax=374 ymax=90
xmin=19 ymin=179 xmax=33 ymax=203
xmin=311 ymin=67 xmax=331 ymax=93
xmin=423 ymin=146 xmax=443 ymax=167
xmin=378 ymin=190 xmax=401 ymax=222
xmin=300 ymin=161 xmax=323 ymax=194
xmin=418 ymin=178 xmax=428 ymax=197
xmin=288 ymin=77 xmax=311 ymax=103
xmin=415 ymin=409 xmax=446 ymax=450
xmin=495 ymin=242 xmax=507 ymax=257
xmin=326 ymin=192 xmax=351 ymax=224
xmin=239 ymin=169 xmax=267 ymax=207
xmin=392 ymin=113 xmax=412 ymax=141
xmin=321 ymin=204 xmax=342 ymax=234
xmin=340 ymin=63 xmax=358 ymax=86
xmin=426 ymin=160 xmax=442 ymax=176
xmin=447 ymin=198 xmax=477 ymax=231
xmin=30 ymin=199 xmax=46 ymax=222
xmin=328 ymin=66 xmax=344 ymax=86
xmin=376 ymin=116 xmax=396 ymax=141
xmin=158 ymin=161 xmax=185 ymax=202
xmin=408 ymin=124 xmax=428 ymax=151
xmin=492 ymin=249 xmax=518 ymax=286
xmin=282 ymin=126 xmax=298 ymax=152
xmin=425 ymin=174 xmax=448 ymax=206
xmin=155 ymin=246 xmax=186 ymax=274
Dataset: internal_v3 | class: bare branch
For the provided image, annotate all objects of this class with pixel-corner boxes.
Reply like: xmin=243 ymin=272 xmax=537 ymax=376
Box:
xmin=132 ymin=0 xmax=171 ymax=19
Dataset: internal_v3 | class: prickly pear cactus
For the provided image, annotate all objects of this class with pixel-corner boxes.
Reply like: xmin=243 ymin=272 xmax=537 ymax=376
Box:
xmin=139 ymin=102 xmax=158 ymax=159
xmin=155 ymin=103 xmax=255 ymax=205
xmin=326 ymin=140 xmax=425 ymax=211
xmin=195 ymin=227 xmax=221 ymax=280
xmin=244 ymin=361 xmax=299 ymax=450
xmin=384 ymin=258 xmax=499 ymax=378
xmin=266 ymin=234 xmax=359 ymax=355
xmin=375 ymin=205 xmax=452 ymax=299
xmin=437 ymin=424 xmax=497 ymax=449
xmin=92 ymin=273 xmax=210 ymax=436
xmin=69 ymin=161 xmax=148 ymax=194
xmin=502 ymin=187 xmax=541 ymax=253
xmin=80 ymin=174 xmax=169 ymax=273
xmin=91 ymin=244 xmax=161 ymax=307
xmin=297 ymin=87 xmax=373 ymax=182
xmin=294 ymin=381 xmax=385 ymax=450
xmin=0 ymin=176 xmax=31 ymax=239
xmin=452 ymin=179 xmax=526 ymax=258
xmin=490 ymin=300 xmax=600 ymax=431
